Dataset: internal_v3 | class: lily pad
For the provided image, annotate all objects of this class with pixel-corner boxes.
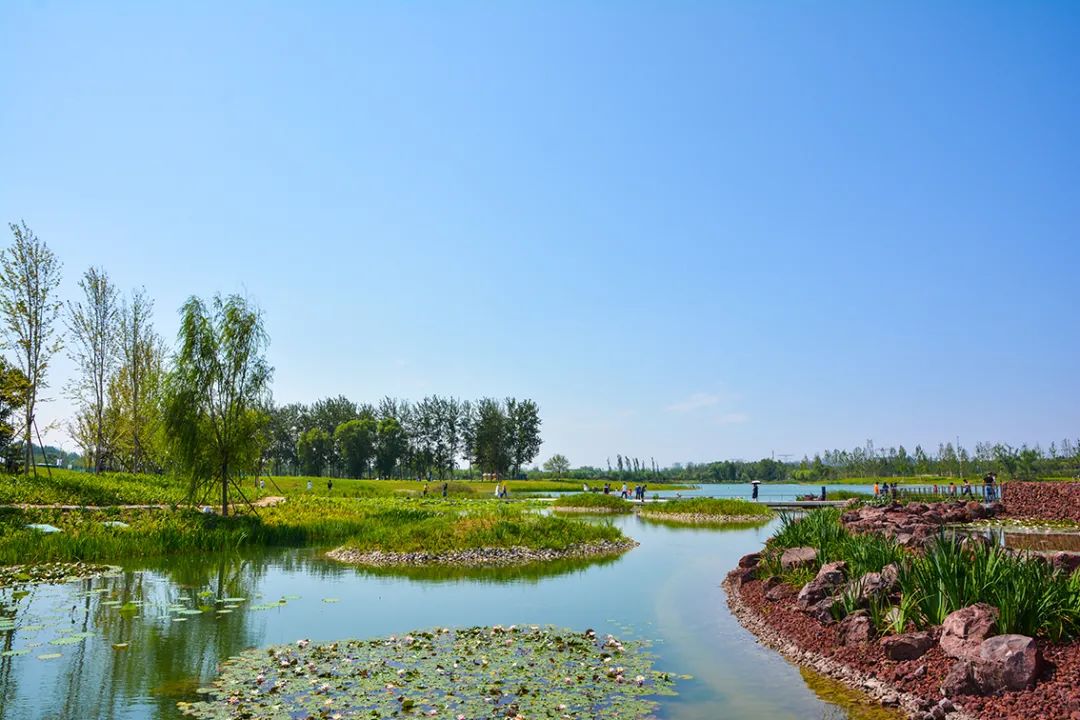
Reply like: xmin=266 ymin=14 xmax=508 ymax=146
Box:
xmin=320 ymin=597 xmax=340 ymax=603
xmin=1 ymin=649 xmax=28 ymax=657
xmin=37 ymin=652 xmax=62 ymax=660
xmin=180 ymin=625 xmax=676 ymax=720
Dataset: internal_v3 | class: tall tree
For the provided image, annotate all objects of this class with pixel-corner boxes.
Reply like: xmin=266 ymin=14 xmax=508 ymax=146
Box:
xmin=65 ymin=267 xmax=120 ymax=472
xmin=0 ymin=222 xmax=63 ymax=475
xmin=297 ymin=426 xmax=332 ymax=477
xmin=112 ymin=287 xmax=165 ymax=472
xmin=507 ymin=398 xmax=542 ymax=477
xmin=375 ymin=416 xmax=406 ymax=478
xmin=472 ymin=398 xmax=510 ymax=478
xmin=163 ymin=294 xmax=272 ymax=515
xmin=334 ymin=418 xmax=376 ymax=478
xmin=543 ymin=453 xmax=570 ymax=479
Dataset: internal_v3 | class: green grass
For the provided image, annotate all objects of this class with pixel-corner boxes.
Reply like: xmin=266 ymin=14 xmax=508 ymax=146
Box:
xmin=0 ymin=469 xmax=187 ymax=505
xmin=640 ymin=497 xmax=772 ymax=517
xmin=551 ymin=493 xmax=634 ymax=513
xmin=0 ymin=469 xmax=692 ymax=506
xmin=0 ymin=496 xmax=626 ymax=565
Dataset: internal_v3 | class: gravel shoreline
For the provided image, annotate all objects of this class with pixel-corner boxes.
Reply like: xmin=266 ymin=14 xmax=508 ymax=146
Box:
xmin=326 ymin=539 xmax=639 ymax=567
xmin=550 ymin=505 xmax=630 ymax=514
xmin=723 ymin=571 xmax=977 ymax=720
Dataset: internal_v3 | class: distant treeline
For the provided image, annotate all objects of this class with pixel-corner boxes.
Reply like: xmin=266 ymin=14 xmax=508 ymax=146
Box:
xmin=535 ymin=439 xmax=1080 ymax=484
xmin=266 ymin=395 xmax=541 ymax=480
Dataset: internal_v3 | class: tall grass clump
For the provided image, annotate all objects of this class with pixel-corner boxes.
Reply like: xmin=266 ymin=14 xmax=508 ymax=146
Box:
xmin=641 ymin=497 xmax=772 ymax=518
xmin=897 ymin=535 xmax=1080 ymax=640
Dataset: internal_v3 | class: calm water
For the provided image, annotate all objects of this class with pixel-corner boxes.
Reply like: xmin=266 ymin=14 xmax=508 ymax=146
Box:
xmin=0 ymin=515 xmax=897 ymax=720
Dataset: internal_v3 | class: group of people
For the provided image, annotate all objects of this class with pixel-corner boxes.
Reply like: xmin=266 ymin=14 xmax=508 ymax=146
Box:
xmin=584 ymin=482 xmax=649 ymax=501
xmin=944 ymin=473 xmax=998 ymax=501
xmin=873 ymin=473 xmax=1000 ymax=502
xmin=872 ymin=481 xmax=900 ymax=499
xmin=493 ymin=482 xmax=509 ymax=499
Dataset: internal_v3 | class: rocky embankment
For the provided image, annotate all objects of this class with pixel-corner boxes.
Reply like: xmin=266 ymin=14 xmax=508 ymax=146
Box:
xmin=327 ymin=539 xmax=638 ymax=567
xmin=840 ymin=500 xmax=1004 ymax=547
xmin=728 ymin=544 xmax=1080 ymax=719
xmin=1001 ymin=482 xmax=1080 ymax=524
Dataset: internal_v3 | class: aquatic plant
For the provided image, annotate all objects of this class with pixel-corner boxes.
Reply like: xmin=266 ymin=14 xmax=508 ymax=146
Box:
xmin=178 ymin=625 xmax=676 ymax=720
xmin=639 ymin=497 xmax=772 ymax=518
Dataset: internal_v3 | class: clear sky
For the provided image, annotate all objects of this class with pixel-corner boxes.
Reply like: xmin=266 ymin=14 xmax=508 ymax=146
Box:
xmin=1 ymin=2 xmax=1078 ymax=467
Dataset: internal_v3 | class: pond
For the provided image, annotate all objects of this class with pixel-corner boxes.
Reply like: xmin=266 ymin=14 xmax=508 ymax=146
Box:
xmin=0 ymin=515 xmax=897 ymax=720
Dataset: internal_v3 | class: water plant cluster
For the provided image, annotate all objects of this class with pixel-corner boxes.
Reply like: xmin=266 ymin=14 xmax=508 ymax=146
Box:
xmin=639 ymin=497 xmax=772 ymax=519
xmin=0 ymin=496 xmax=627 ymax=565
xmin=178 ymin=625 xmax=677 ymax=720
xmin=758 ymin=508 xmax=1080 ymax=640
xmin=0 ymin=561 xmax=117 ymax=588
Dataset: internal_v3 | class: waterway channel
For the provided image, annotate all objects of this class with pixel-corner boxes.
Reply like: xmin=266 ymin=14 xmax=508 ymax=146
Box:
xmin=0 ymin=511 xmax=901 ymax=719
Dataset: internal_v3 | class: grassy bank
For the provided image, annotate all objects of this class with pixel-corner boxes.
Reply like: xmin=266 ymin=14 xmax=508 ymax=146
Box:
xmin=0 ymin=496 xmax=628 ymax=565
xmin=552 ymin=493 xmax=634 ymax=513
xmin=758 ymin=508 xmax=1080 ymax=641
xmin=640 ymin=497 xmax=772 ymax=519
xmin=0 ymin=469 xmax=692 ymax=506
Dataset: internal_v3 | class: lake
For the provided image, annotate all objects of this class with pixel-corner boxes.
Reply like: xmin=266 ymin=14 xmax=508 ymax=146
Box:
xmin=0 ymin=514 xmax=899 ymax=719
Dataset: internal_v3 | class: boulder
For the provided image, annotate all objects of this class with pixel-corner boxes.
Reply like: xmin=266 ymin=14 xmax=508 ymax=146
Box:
xmin=940 ymin=604 xmax=999 ymax=660
xmin=1051 ymin=552 xmax=1080 ymax=575
xmin=761 ymin=576 xmax=781 ymax=593
xmin=805 ymin=597 xmax=837 ymax=624
xmin=765 ymin=583 xmax=797 ymax=602
xmin=780 ymin=546 xmax=817 ymax=571
xmin=973 ymin=634 xmax=1041 ymax=692
xmin=838 ymin=612 xmax=874 ymax=645
xmin=881 ymin=631 xmax=934 ymax=661
xmin=738 ymin=552 xmax=761 ymax=569
xmin=941 ymin=659 xmax=980 ymax=697
xmin=880 ymin=563 xmax=900 ymax=591
xmin=797 ymin=561 xmax=847 ymax=610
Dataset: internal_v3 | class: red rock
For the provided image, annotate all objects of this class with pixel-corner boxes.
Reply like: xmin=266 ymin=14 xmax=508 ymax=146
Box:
xmin=941 ymin=604 xmax=1000 ymax=660
xmin=764 ymin=582 xmax=796 ymax=602
xmin=838 ymin=613 xmax=874 ymax=645
xmin=780 ymin=546 xmax=817 ymax=571
xmin=738 ymin=552 xmax=761 ymax=569
xmin=941 ymin=659 xmax=980 ymax=697
xmin=974 ymin=634 xmax=1041 ymax=692
xmin=797 ymin=561 xmax=847 ymax=609
xmin=881 ymin=631 xmax=934 ymax=661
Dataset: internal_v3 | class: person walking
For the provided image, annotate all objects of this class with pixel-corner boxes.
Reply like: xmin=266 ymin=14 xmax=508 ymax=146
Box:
xmin=442 ymin=482 xmax=448 ymax=498
xmin=982 ymin=472 xmax=993 ymax=502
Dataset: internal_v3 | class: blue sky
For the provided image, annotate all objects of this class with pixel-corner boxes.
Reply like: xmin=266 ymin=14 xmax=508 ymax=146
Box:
xmin=1 ymin=2 xmax=1078 ymax=466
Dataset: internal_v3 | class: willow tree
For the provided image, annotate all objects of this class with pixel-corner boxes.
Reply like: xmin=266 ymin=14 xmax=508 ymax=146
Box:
xmin=164 ymin=294 xmax=271 ymax=515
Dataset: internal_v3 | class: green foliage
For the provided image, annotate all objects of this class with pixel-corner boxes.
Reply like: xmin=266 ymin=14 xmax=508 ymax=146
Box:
xmin=333 ymin=417 xmax=375 ymax=478
xmin=897 ymin=536 xmax=1080 ymax=640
